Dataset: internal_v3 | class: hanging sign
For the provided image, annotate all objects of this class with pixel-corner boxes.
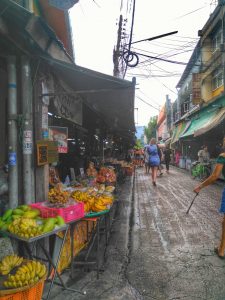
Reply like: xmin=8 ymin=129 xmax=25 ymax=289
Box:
xmin=42 ymin=105 xmax=48 ymax=129
xmin=37 ymin=144 xmax=48 ymax=166
xmin=9 ymin=152 xmax=16 ymax=166
xmin=23 ymin=130 xmax=33 ymax=154
xmin=49 ymin=126 xmax=68 ymax=153
xmin=37 ymin=140 xmax=58 ymax=164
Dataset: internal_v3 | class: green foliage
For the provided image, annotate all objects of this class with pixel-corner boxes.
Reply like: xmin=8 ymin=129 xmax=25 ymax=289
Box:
xmin=144 ymin=116 xmax=157 ymax=142
xmin=134 ymin=139 xmax=143 ymax=150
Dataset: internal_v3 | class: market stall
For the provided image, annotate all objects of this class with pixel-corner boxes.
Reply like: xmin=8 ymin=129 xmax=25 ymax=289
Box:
xmin=0 ymin=158 xmax=133 ymax=298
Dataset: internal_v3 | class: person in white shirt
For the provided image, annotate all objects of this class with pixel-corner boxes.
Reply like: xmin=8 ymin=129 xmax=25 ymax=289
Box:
xmin=198 ymin=145 xmax=210 ymax=163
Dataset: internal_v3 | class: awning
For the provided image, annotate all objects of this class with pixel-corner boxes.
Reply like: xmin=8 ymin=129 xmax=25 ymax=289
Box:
xmin=0 ymin=0 xmax=136 ymax=138
xmin=181 ymin=107 xmax=225 ymax=138
xmin=194 ymin=107 xmax=225 ymax=137
xmin=43 ymin=57 xmax=136 ymax=136
xmin=171 ymin=121 xmax=191 ymax=145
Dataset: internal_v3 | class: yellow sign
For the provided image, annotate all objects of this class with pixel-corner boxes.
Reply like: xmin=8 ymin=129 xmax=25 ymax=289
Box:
xmin=37 ymin=140 xmax=58 ymax=164
xmin=37 ymin=143 xmax=48 ymax=166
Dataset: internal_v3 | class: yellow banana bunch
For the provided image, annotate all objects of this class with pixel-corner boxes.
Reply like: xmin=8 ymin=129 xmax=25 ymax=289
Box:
xmin=91 ymin=202 xmax=108 ymax=212
xmin=8 ymin=218 xmax=42 ymax=239
xmin=97 ymin=195 xmax=113 ymax=206
xmin=0 ymin=255 xmax=23 ymax=275
xmin=3 ymin=260 xmax=46 ymax=288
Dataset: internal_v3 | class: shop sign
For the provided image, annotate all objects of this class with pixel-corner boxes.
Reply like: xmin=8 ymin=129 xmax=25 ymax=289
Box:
xmin=23 ymin=130 xmax=32 ymax=155
xmin=37 ymin=140 xmax=58 ymax=164
xmin=9 ymin=152 xmax=16 ymax=166
xmin=37 ymin=144 xmax=48 ymax=166
xmin=52 ymin=94 xmax=82 ymax=126
xmin=49 ymin=126 xmax=68 ymax=153
xmin=42 ymin=105 xmax=48 ymax=129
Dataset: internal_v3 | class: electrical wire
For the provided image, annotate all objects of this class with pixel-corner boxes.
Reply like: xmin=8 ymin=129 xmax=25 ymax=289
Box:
xmin=123 ymin=0 xmax=136 ymax=78
xmin=138 ymin=90 xmax=162 ymax=107
xmin=136 ymin=95 xmax=160 ymax=111
xmin=130 ymin=51 xmax=192 ymax=66
xmin=173 ymin=5 xmax=208 ymax=20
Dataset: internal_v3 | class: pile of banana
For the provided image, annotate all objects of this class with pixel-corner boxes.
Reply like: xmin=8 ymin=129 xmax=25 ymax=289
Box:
xmin=71 ymin=190 xmax=114 ymax=213
xmin=0 ymin=205 xmax=40 ymax=231
xmin=3 ymin=260 xmax=46 ymax=289
xmin=91 ymin=195 xmax=113 ymax=212
xmin=0 ymin=255 xmax=23 ymax=275
xmin=8 ymin=218 xmax=42 ymax=239
xmin=7 ymin=216 xmax=65 ymax=239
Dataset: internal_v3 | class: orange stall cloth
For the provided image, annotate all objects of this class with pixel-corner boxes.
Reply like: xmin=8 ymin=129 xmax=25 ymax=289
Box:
xmin=57 ymin=220 xmax=94 ymax=274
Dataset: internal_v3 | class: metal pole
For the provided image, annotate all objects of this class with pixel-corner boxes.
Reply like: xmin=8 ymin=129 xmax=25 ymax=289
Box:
xmin=23 ymin=0 xmax=34 ymax=12
xmin=21 ymin=56 xmax=35 ymax=204
xmin=7 ymin=56 xmax=18 ymax=209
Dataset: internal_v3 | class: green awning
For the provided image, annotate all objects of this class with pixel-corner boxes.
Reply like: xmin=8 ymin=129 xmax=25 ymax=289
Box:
xmin=171 ymin=121 xmax=191 ymax=145
xmin=181 ymin=107 xmax=225 ymax=138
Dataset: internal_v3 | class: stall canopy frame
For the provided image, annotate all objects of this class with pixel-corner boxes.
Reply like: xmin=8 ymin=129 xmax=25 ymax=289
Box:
xmin=41 ymin=57 xmax=136 ymax=137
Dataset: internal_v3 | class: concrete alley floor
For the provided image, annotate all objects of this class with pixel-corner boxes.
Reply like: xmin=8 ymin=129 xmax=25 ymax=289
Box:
xmin=128 ymin=166 xmax=225 ymax=300
xmin=47 ymin=166 xmax=225 ymax=300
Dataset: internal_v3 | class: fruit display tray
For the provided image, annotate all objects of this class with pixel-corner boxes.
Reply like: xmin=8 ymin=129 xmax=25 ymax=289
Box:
xmin=0 ymin=225 xmax=68 ymax=243
xmin=85 ymin=209 xmax=109 ymax=218
xmin=30 ymin=202 xmax=85 ymax=223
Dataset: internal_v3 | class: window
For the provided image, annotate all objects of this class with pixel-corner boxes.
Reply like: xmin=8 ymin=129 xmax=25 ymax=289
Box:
xmin=212 ymin=68 xmax=223 ymax=90
xmin=212 ymin=29 xmax=222 ymax=53
xmin=183 ymin=101 xmax=190 ymax=113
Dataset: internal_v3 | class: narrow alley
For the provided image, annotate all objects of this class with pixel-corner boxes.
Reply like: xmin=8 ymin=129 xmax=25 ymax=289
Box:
xmin=127 ymin=166 xmax=225 ymax=300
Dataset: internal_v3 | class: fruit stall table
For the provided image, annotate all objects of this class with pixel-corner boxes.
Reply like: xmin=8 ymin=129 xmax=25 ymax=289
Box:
xmin=0 ymin=224 xmax=86 ymax=300
xmin=71 ymin=209 xmax=110 ymax=280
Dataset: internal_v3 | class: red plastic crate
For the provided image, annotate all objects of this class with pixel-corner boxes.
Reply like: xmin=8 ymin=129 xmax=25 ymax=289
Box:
xmin=30 ymin=202 xmax=84 ymax=223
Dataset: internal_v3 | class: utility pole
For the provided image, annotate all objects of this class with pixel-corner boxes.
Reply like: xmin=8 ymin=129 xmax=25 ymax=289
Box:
xmin=21 ymin=56 xmax=35 ymax=204
xmin=7 ymin=56 xmax=18 ymax=209
xmin=113 ymin=15 xmax=123 ymax=77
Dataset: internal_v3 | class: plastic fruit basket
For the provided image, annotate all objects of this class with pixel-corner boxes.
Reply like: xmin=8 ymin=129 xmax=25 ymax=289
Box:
xmin=30 ymin=202 xmax=85 ymax=223
xmin=0 ymin=260 xmax=46 ymax=300
xmin=0 ymin=278 xmax=45 ymax=300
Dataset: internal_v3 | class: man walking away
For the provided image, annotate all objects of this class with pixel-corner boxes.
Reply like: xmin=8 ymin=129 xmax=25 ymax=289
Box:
xmin=157 ymin=143 xmax=163 ymax=176
xmin=164 ymin=146 xmax=172 ymax=173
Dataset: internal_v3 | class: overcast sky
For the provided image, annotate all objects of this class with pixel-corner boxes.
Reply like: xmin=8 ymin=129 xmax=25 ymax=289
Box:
xmin=70 ymin=0 xmax=217 ymax=126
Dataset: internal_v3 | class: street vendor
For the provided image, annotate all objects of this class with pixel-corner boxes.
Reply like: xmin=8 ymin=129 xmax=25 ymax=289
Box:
xmin=197 ymin=145 xmax=210 ymax=163
xmin=194 ymin=137 xmax=225 ymax=258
